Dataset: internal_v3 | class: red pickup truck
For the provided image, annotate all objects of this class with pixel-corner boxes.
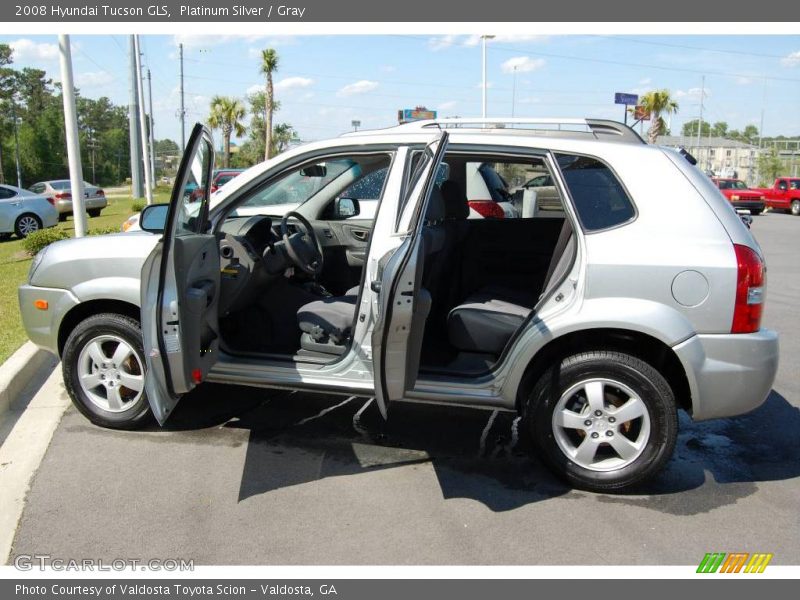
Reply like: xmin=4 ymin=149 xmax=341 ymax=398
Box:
xmin=752 ymin=177 xmax=800 ymax=216
xmin=712 ymin=178 xmax=766 ymax=215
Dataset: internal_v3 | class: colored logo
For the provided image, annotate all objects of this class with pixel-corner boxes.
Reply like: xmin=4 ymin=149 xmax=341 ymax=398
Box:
xmin=697 ymin=552 xmax=773 ymax=573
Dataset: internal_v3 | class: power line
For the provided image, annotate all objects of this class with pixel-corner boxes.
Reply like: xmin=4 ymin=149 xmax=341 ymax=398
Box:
xmin=593 ymin=35 xmax=793 ymax=61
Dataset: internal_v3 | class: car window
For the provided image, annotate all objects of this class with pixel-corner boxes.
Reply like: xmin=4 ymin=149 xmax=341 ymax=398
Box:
xmin=29 ymin=184 xmax=45 ymax=194
xmin=339 ymin=166 xmax=388 ymax=200
xmin=732 ymin=180 xmax=747 ymax=190
xmin=791 ymin=181 xmax=800 ymax=190
xmin=0 ymin=187 xmax=17 ymax=199
xmin=50 ymin=181 xmax=71 ymax=190
xmin=556 ymin=153 xmax=635 ymax=231
xmin=215 ymin=175 xmax=235 ymax=186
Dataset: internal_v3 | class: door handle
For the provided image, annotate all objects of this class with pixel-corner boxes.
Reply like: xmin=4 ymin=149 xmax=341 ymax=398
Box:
xmin=352 ymin=229 xmax=369 ymax=242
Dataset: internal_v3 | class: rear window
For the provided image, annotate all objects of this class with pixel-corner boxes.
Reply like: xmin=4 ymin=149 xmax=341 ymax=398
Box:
xmin=555 ymin=154 xmax=635 ymax=231
xmin=50 ymin=181 xmax=71 ymax=190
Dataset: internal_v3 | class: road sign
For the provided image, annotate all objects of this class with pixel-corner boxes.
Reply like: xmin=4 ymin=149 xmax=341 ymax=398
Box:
xmin=615 ymin=93 xmax=638 ymax=106
xmin=634 ymin=105 xmax=651 ymax=121
xmin=398 ymin=108 xmax=437 ymax=123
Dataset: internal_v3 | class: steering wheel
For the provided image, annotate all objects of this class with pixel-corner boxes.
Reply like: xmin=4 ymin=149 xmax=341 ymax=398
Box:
xmin=279 ymin=211 xmax=324 ymax=277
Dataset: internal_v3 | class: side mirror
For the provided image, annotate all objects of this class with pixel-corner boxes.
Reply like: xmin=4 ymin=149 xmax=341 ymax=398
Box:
xmin=333 ymin=197 xmax=360 ymax=219
xmin=140 ymin=204 xmax=169 ymax=233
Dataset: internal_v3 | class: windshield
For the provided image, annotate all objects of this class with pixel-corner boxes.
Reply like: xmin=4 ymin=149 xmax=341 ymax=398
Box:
xmin=718 ymin=179 xmax=747 ymax=190
xmin=239 ymin=158 xmax=362 ymax=212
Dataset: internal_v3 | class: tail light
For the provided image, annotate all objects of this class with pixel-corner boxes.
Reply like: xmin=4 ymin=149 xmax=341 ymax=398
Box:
xmin=96 ymin=189 xmax=105 ymax=196
xmin=45 ymin=197 xmax=55 ymax=206
xmin=55 ymin=192 xmax=71 ymax=200
xmin=468 ymin=200 xmax=505 ymax=219
xmin=731 ymin=244 xmax=765 ymax=334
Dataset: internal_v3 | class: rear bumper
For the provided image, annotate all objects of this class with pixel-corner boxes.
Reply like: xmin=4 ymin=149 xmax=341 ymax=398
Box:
xmin=673 ymin=329 xmax=779 ymax=421
xmin=55 ymin=197 xmax=108 ymax=214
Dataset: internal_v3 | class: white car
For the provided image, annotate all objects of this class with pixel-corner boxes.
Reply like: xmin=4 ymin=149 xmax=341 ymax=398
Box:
xmin=0 ymin=184 xmax=59 ymax=238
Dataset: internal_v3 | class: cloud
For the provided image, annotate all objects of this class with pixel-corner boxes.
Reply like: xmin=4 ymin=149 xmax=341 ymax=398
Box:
xmin=781 ymin=51 xmax=800 ymax=67
xmin=500 ymin=56 xmax=546 ymax=73
xmin=246 ymin=84 xmax=263 ymax=96
xmin=380 ymin=65 xmax=396 ymax=73
xmin=9 ymin=38 xmax=59 ymax=62
xmin=639 ymin=77 xmax=652 ymax=85
xmin=275 ymin=76 xmax=314 ymax=91
xmin=75 ymin=71 xmax=114 ymax=88
xmin=337 ymin=80 xmax=379 ymax=97
xmin=674 ymin=87 xmax=711 ymax=100
xmin=428 ymin=35 xmax=459 ymax=51
xmin=437 ymin=100 xmax=458 ymax=110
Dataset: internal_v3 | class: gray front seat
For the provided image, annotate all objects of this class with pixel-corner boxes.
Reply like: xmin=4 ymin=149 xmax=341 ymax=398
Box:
xmin=296 ymin=188 xmax=446 ymax=352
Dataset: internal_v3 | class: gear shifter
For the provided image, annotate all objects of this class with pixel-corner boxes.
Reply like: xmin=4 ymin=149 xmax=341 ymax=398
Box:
xmin=303 ymin=281 xmax=332 ymax=298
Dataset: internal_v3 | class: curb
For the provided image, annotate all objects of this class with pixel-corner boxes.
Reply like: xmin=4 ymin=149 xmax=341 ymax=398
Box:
xmin=0 ymin=342 xmax=56 ymax=417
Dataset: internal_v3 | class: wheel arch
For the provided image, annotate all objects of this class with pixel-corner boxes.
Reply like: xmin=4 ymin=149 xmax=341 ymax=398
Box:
xmin=514 ymin=327 xmax=692 ymax=415
xmin=58 ymin=299 xmax=141 ymax=357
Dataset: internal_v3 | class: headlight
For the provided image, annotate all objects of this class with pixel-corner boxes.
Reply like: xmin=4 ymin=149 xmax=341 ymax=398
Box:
xmin=28 ymin=246 xmax=48 ymax=283
xmin=731 ymin=195 xmax=740 ymax=201
xmin=121 ymin=214 xmax=139 ymax=232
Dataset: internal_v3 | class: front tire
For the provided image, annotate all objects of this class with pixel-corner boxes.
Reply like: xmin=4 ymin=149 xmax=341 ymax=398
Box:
xmin=62 ymin=313 xmax=152 ymax=430
xmin=791 ymin=200 xmax=800 ymax=216
xmin=524 ymin=351 xmax=677 ymax=492
xmin=14 ymin=213 xmax=42 ymax=238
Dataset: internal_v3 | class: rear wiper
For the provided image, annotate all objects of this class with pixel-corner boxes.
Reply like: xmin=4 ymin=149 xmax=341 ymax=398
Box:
xmin=677 ymin=146 xmax=698 ymax=165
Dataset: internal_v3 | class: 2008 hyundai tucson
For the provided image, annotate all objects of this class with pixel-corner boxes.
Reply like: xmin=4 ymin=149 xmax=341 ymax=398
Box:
xmin=19 ymin=118 xmax=779 ymax=492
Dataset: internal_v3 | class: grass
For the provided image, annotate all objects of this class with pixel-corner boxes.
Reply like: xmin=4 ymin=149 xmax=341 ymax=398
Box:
xmin=0 ymin=188 xmax=170 ymax=364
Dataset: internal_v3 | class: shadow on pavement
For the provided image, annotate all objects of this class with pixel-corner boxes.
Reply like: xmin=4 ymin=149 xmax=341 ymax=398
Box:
xmin=159 ymin=384 xmax=800 ymax=514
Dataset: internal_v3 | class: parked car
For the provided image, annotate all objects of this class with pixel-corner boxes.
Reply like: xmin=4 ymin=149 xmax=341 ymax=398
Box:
xmin=19 ymin=118 xmax=779 ymax=493
xmin=711 ymin=178 xmax=766 ymax=215
xmin=0 ymin=184 xmax=59 ymax=238
xmin=188 ymin=169 xmax=247 ymax=202
xmin=512 ymin=174 xmax=565 ymax=215
xmin=465 ymin=162 xmax=517 ymax=218
xmin=28 ymin=180 xmax=107 ymax=220
xmin=752 ymin=177 xmax=800 ymax=215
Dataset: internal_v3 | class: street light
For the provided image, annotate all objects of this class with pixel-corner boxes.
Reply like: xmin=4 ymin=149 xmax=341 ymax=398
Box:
xmin=481 ymin=35 xmax=495 ymax=118
xmin=511 ymin=65 xmax=518 ymax=118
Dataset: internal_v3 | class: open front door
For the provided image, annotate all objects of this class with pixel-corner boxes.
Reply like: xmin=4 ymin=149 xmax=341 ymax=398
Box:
xmin=141 ymin=124 xmax=220 ymax=424
xmin=372 ymin=131 xmax=449 ymax=418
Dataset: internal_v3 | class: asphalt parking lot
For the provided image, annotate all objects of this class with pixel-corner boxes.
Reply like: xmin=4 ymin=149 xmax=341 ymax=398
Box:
xmin=7 ymin=212 xmax=800 ymax=565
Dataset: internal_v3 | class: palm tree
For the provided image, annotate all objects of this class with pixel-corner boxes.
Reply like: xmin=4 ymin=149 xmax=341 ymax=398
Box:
xmin=207 ymin=95 xmax=246 ymax=168
xmin=637 ymin=90 xmax=679 ymax=144
xmin=259 ymin=48 xmax=279 ymax=161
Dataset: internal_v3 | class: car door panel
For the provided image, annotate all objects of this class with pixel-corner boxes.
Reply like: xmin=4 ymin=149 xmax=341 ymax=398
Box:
xmin=372 ymin=131 xmax=449 ymax=417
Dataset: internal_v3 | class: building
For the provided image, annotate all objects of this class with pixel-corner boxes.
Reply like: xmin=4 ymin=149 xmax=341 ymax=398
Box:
xmin=657 ymin=135 xmax=760 ymax=184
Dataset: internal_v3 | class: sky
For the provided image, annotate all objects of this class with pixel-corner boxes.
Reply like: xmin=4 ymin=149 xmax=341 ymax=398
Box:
xmin=2 ymin=34 xmax=800 ymax=146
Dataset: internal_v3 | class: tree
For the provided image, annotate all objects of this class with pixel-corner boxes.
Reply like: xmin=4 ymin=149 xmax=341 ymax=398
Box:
xmin=0 ymin=43 xmax=14 ymax=184
xmin=682 ymin=119 xmax=710 ymax=137
xmin=207 ymin=96 xmax=246 ymax=168
xmin=711 ymin=122 xmax=728 ymax=137
xmin=757 ymin=147 xmax=783 ymax=185
xmin=637 ymin=90 xmax=679 ymax=144
xmin=271 ymin=123 xmax=299 ymax=155
xmin=259 ymin=48 xmax=279 ymax=161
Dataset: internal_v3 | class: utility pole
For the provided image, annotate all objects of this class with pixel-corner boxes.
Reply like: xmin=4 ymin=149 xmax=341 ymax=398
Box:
xmin=481 ymin=35 xmax=495 ymax=118
xmin=511 ymin=65 xmax=517 ymax=118
xmin=58 ymin=35 xmax=87 ymax=238
xmin=179 ymin=42 xmax=186 ymax=149
xmin=128 ymin=35 xmax=143 ymax=198
xmin=11 ymin=98 xmax=22 ymax=188
xmin=134 ymin=35 xmax=154 ymax=205
xmin=696 ymin=75 xmax=705 ymax=168
xmin=146 ymin=68 xmax=156 ymax=187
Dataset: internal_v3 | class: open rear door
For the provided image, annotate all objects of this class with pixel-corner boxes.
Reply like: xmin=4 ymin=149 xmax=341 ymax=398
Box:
xmin=371 ymin=131 xmax=449 ymax=417
xmin=141 ymin=123 xmax=220 ymax=424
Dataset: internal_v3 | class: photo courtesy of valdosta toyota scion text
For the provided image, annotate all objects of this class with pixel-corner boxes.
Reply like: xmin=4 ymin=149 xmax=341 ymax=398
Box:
xmin=0 ymin=0 xmax=798 ymax=592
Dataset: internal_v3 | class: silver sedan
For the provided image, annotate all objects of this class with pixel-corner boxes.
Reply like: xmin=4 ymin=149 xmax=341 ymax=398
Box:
xmin=0 ymin=184 xmax=59 ymax=238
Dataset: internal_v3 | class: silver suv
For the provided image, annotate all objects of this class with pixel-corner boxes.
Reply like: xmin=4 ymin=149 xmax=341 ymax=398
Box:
xmin=18 ymin=119 xmax=779 ymax=492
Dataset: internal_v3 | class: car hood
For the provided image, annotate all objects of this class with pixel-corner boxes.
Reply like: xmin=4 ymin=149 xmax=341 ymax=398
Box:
xmin=32 ymin=232 xmax=160 ymax=289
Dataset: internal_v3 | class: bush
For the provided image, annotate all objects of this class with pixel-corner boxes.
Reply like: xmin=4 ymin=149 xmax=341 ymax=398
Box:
xmin=131 ymin=201 xmax=146 ymax=213
xmin=22 ymin=228 xmax=70 ymax=255
xmin=88 ymin=226 xmax=121 ymax=236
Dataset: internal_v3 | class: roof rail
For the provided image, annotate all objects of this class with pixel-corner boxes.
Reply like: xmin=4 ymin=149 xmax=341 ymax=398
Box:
xmin=354 ymin=117 xmax=644 ymax=144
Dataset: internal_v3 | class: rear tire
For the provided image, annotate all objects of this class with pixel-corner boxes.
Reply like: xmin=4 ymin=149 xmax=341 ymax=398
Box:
xmin=14 ymin=213 xmax=42 ymax=238
xmin=88 ymin=209 xmax=101 ymax=218
xmin=58 ymin=213 xmax=67 ymax=222
xmin=791 ymin=200 xmax=800 ymax=216
xmin=523 ymin=350 xmax=677 ymax=492
xmin=62 ymin=313 xmax=153 ymax=430
xmin=750 ymin=209 xmax=762 ymax=216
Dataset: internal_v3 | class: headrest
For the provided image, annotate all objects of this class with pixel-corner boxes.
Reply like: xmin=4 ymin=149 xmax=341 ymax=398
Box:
xmin=425 ymin=186 xmax=445 ymax=224
xmin=441 ymin=180 xmax=470 ymax=220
